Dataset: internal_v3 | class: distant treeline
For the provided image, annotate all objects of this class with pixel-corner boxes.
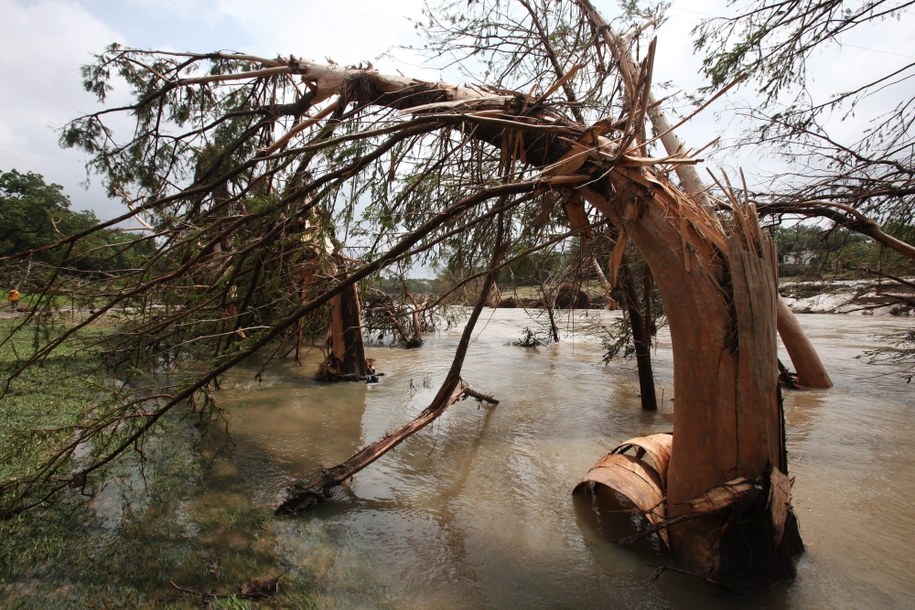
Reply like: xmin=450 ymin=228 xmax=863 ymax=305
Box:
xmin=772 ymin=223 xmax=915 ymax=277
xmin=1 ymin=169 xmax=154 ymax=274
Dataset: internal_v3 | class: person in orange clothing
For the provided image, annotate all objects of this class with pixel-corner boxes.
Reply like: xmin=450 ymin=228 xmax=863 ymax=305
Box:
xmin=8 ymin=287 xmax=20 ymax=313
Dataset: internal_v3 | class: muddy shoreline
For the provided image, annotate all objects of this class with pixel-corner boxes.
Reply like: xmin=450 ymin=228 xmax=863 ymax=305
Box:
xmin=779 ymin=278 xmax=914 ymax=315
xmin=491 ymin=278 xmax=915 ymax=316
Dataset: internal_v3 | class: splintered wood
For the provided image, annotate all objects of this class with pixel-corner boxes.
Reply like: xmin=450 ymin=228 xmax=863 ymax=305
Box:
xmin=573 ymin=433 xmax=672 ymax=545
xmin=575 ymin=431 xmax=796 ymax=556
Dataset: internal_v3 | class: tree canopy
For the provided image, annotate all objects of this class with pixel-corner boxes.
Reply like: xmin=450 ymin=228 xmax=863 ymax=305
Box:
xmin=1 ymin=169 xmax=86 ymax=257
xmin=0 ymin=169 xmax=154 ymax=276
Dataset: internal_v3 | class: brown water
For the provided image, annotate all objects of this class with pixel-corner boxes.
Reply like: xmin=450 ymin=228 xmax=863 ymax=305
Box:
xmin=214 ymin=310 xmax=914 ymax=609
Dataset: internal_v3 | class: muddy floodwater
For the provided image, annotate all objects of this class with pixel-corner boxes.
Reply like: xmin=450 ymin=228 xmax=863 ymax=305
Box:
xmin=209 ymin=309 xmax=912 ymax=608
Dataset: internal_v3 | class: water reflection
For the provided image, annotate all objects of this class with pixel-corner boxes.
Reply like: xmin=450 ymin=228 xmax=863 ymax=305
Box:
xmin=206 ymin=309 xmax=914 ymax=608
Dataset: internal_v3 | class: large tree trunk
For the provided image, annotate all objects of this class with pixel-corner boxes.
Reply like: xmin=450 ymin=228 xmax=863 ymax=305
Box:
xmin=582 ymin=178 xmax=802 ymax=585
xmin=576 ymin=0 xmax=831 ymax=390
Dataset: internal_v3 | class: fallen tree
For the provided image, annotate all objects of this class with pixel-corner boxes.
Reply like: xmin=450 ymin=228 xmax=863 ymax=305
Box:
xmin=1 ymin=0 xmax=876 ymax=588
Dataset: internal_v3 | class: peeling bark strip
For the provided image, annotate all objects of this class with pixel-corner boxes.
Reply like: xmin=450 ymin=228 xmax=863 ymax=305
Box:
xmin=574 ymin=433 xmax=672 ymax=545
xmin=727 ymin=208 xmax=783 ymax=476
xmin=583 ymin=452 xmax=803 ymax=589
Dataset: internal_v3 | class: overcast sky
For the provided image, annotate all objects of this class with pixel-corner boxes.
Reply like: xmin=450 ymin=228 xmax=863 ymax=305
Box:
xmin=0 ymin=0 xmax=431 ymax=219
xmin=1 ymin=0 xmax=912 ymax=220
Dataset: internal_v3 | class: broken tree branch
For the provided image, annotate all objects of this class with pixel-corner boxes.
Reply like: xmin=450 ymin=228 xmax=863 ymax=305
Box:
xmin=275 ymin=219 xmax=507 ymax=515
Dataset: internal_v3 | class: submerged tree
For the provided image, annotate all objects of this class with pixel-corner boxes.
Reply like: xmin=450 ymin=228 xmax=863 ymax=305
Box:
xmin=8 ymin=0 xmax=911 ymax=588
xmin=599 ymin=244 xmax=661 ymax=411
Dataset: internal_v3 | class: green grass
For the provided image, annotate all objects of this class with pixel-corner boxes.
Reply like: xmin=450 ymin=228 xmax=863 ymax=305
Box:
xmin=0 ymin=319 xmax=321 ymax=608
xmin=0 ymin=320 xmax=104 ymax=482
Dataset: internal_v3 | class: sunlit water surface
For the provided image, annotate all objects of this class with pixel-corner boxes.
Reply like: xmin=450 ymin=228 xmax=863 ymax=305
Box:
xmin=210 ymin=309 xmax=913 ymax=609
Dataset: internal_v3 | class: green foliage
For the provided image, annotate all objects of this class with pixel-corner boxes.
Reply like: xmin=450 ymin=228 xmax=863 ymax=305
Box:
xmin=0 ymin=169 xmax=77 ymax=257
xmin=0 ymin=169 xmax=154 ymax=274
xmin=773 ymin=222 xmax=915 ymax=277
xmin=504 ymin=248 xmax=575 ymax=286
xmin=693 ymin=1 xmax=892 ymax=101
xmin=597 ymin=248 xmax=663 ymax=364
xmin=601 ymin=314 xmax=634 ymax=362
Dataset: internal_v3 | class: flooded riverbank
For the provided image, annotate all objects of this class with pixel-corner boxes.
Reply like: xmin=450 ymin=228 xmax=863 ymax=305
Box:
xmin=2 ymin=309 xmax=911 ymax=607
xmin=211 ymin=309 xmax=913 ymax=608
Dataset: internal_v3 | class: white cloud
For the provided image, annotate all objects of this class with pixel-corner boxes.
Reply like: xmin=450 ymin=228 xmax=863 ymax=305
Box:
xmin=0 ymin=0 xmax=434 ymax=220
xmin=652 ymin=2 xmax=915 ymax=189
xmin=111 ymin=0 xmax=428 ymax=68
xmin=0 ymin=0 xmax=124 ymax=217
xmin=1 ymin=0 xmax=911 ymax=220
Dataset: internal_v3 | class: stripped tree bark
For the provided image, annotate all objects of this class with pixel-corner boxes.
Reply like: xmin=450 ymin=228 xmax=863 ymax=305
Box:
xmin=589 ymin=255 xmax=618 ymax=309
xmin=775 ymin=297 xmax=832 ymax=388
xmin=315 ymin=260 xmax=372 ymax=381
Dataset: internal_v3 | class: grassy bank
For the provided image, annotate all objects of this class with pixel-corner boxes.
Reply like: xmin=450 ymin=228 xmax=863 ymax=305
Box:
xmin=0 ymin=319 xmax=320 ymax=608
xmin=0 ymin=319 xmax=108 ymax=492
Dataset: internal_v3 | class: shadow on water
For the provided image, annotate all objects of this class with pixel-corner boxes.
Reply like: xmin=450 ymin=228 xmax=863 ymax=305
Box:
xmin=571 ymin=484 xmax=797 ymax=609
